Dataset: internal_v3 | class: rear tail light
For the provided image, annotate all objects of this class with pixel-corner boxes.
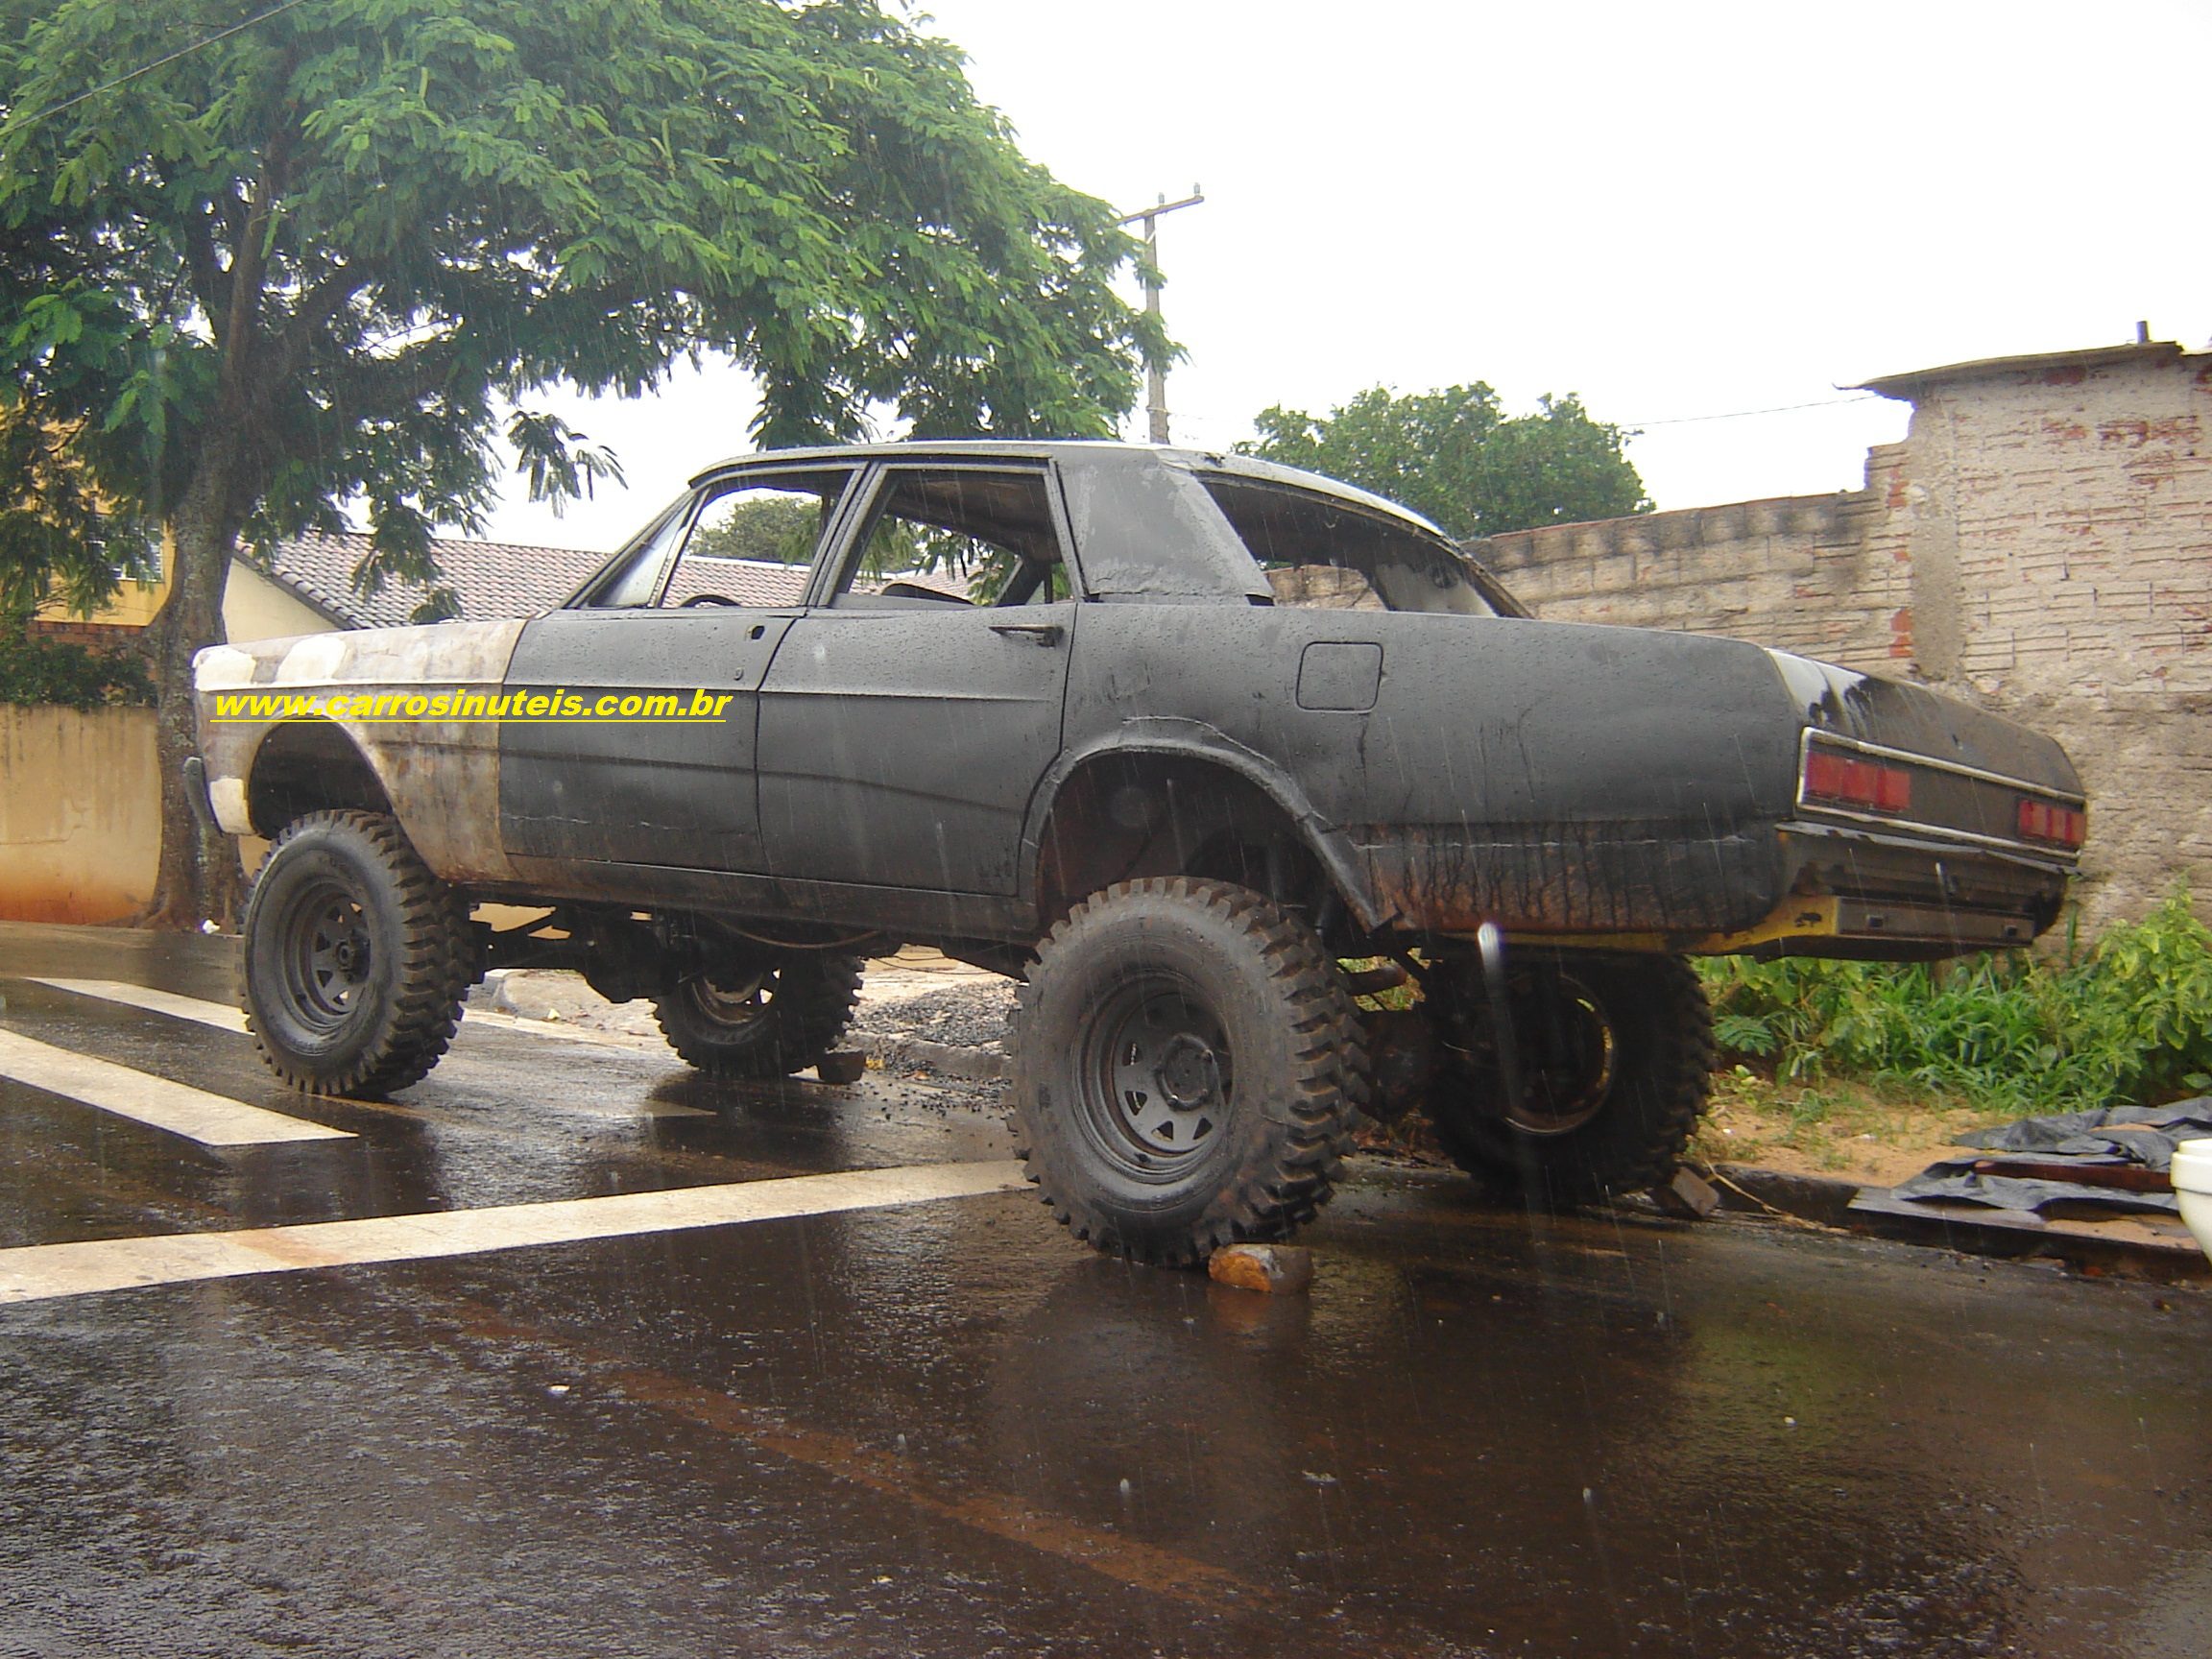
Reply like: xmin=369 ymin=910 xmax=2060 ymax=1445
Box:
xmin=2017 ymin=798 xmax=2087 ymax=850
xmin=1803 ymin=748 xmax=1912 ymax=814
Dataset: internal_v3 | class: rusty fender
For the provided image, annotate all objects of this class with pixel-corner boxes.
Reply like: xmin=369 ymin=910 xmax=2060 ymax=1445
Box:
xmin=193 ymin=621 xmax=526 ymax=884
xmin=1353 ymin=821 xmax=1786 ymax=939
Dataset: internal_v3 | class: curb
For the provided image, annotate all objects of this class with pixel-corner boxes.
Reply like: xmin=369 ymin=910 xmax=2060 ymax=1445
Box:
xmin=868 ymin=1036 xmax=1006 ymax=1082
xmin=1705 ymin=1164 xmax=1862 ymax=1227
xmin=1705 ymin=1162 xmax=2207 ymax=1282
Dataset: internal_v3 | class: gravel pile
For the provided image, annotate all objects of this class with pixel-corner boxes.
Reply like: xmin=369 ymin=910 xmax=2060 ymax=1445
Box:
xmin=849 ymin=981 xmax=1014 ymax=1052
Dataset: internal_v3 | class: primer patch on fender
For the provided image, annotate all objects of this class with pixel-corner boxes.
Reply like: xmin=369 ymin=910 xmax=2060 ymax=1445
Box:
xmin=193 ymin=646 xmax=258 ymax=690
xmin=276 ymin=634 xmax=349 ymax=685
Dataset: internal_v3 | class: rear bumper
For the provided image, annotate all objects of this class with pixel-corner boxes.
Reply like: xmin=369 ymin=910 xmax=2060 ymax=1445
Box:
xmin=1358 ymin=818 xmax=2071 ymax=960
xmin=1748 ymin=821 xmax=2070 ymax=957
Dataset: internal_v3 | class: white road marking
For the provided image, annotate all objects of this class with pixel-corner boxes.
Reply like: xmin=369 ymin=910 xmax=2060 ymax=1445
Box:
xmin=0 ymin=1027 xmax=354 ymax=1147
xmin=30 ymin=977 xmax=249 ymax=1033
xmin=0 ymin=1159 xmax=1027 ymax=1305
xmin=24 ymin=978 xmax=712 ymax=1118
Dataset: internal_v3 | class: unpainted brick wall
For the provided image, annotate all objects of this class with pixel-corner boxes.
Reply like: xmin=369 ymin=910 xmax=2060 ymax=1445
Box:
xmin=1902 ymin=351 xmax=2212 ymax=926
xmin=1468 ymin=346 xmax=2212 ymax=930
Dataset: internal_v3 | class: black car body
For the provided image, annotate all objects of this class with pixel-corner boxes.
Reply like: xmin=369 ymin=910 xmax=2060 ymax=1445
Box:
xmin=193 ymin=442 xmax=2084 ymax=1260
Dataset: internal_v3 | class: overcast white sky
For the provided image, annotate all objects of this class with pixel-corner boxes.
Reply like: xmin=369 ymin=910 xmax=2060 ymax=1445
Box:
xmin=482 ymin=0 xmax=2212 ymax=551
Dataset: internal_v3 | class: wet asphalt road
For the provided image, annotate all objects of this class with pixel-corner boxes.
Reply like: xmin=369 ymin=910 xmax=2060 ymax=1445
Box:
xmin=0 ymin=923 xmax=2206 ymax=1659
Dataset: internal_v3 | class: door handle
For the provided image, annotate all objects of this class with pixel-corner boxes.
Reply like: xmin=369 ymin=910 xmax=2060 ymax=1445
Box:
xmin=989 ymin=622 xmax=1064 ymax=647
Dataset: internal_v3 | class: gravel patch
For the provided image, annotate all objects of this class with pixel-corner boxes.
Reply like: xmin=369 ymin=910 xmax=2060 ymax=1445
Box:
xmin=848 ymin=981 xmax=1014 ymax=1052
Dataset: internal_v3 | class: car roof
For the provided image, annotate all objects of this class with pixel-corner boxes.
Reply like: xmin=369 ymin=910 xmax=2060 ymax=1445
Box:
xmin=685 ymin=441 xmax=1454 ymax=541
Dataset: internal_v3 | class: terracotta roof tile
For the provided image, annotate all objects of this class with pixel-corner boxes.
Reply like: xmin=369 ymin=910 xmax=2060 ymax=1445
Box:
xmin=257 ymin=530 xmax=613 ymax=628
xmin=256 ymin=530 xmax=929 ymax=628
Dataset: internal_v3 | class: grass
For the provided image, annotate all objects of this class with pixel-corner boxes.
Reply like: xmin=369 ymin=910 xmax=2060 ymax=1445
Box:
xmin=1695 ymin=889 xmax=2212 ymax=1119
xmin=1687 ymin=888 xmax=2212 ymax=1185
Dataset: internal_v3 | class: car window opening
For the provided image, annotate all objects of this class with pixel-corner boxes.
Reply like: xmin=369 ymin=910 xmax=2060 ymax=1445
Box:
xmin=578 ymin=468 xmax=854 ymax=610
xmin=832 ymin=469 xmax=1068 ymax=609
xmin=1201 ymin=476 xmax=1505 ymax=617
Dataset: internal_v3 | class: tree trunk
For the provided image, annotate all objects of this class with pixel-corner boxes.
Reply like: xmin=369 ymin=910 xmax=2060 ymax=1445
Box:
xmin=142 ymin=446 xmax=246 ymax=932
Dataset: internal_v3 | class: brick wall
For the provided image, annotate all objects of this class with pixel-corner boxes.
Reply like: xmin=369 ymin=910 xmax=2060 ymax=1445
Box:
xmin=1468 ymin=342 xmax=2212 ymax=930
xmin=1894 ymin=347 xmax=2212 ymax=926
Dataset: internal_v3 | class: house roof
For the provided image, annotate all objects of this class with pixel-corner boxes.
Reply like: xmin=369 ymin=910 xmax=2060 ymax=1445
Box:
xmin=250 ymin=529 xmax=613 ymax=629
xmin=1853 ymin=340 xmax=2191 ymax=399
xmin=252 ymin=525 xmax=985 ymax=631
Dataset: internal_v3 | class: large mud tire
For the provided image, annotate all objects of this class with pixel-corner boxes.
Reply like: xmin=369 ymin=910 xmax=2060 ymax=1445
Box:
xmin=1009 ymin=878 xmax=1366 ymax=1266
xmin=1427 ymin=953 xmax=1713 ymax=1208
xmin=654 ymin=954 xmax=863 ymax=1079
xmin=240 ymin=809 xmax=472 ymax=1097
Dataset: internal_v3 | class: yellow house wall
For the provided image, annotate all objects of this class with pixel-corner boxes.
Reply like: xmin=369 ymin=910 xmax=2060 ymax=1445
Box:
xmin=0 ymin=705 xmax=159 ymax=924
xmin=223 ymin=567 xmax=335 ymax=642
xmin=6 ymin=565 xmax=334 ymax=924
xmin=37 ymin=555 xmax=336 ymax=641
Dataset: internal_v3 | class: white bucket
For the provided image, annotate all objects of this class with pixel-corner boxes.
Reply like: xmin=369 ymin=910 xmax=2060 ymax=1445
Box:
xmin=2174 ymin=1138 xmax=2212 ymax=1267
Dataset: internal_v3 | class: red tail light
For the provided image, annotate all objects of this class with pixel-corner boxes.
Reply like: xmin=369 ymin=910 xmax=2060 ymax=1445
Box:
xmin=1803 ymin=748 xmax=1911 ymax=813
xmin=2017 ymin=798 xmax=2086 ymax=850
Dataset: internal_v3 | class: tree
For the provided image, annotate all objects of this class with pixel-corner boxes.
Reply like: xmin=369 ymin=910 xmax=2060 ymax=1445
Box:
xmin=686 ymin=497 xmax=820 ymax=566
xmin=0 ymin=0 xmax=1163 ymax=926
xmin=1239 ymin=383 xmax=1650 ymax=541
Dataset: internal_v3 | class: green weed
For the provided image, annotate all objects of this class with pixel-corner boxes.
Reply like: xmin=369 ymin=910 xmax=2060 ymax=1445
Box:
xmin=1696 ymin=889 xmax=2212 ymax=1116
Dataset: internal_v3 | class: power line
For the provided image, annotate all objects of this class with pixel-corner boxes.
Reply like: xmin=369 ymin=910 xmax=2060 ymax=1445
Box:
xmin=1620 ymin=393 xmax=1884 ymax=428
xmin=0 ymin=0 xmax=315 ymax=143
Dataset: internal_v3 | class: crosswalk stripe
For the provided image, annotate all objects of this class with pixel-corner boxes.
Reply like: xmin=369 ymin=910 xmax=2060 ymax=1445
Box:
xmin=0 ymin=1159 xmax=1027 ymax=1304
xmin=29 ymin=977 xmax=248 ymax=1033
xmin=21 ymin=977 xmax=712 ymax=1118
xmin=0 ymin=1027 xmax=354 ymax=1147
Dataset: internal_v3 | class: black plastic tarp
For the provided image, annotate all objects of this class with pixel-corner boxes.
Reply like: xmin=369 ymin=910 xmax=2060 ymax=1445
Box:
xmin=1892 ymin=1099 xmax=2212 ymax=1215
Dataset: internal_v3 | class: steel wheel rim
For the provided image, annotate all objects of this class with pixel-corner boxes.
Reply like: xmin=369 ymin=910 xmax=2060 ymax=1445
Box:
xmin=276 ymin=877 xmax=373 ymax=1036
xmin=1078 ymin=973 xmax=1234 ymax=1175
xmin=685 ymin=970 xmax=774 ymax=1035
xmin=1503 ymin=973 xmax=1616 ymax=1137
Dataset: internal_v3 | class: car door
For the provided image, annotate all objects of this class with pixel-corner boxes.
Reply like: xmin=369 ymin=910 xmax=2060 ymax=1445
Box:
xmin=754 ymin=462 xmax=1076 ymax=896
xmin=498 ymin=464 xmax=859 ymax=873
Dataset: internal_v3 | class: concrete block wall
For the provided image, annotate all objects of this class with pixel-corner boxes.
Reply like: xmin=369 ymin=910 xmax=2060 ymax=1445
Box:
xmin=1476 ymin=464 xmax=1911 ymax=674
xmin=1469 ymin=343 xmax=2212 ymax=931
xmin=1895 ymin=349 xmax=2212 ymax=926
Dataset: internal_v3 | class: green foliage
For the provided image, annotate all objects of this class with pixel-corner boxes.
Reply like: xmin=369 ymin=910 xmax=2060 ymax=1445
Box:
xmin=1698 ymin=892 xmax=2212 ymax=1115
xmin=0 ymin=0 xmax=1162 ymax=602
xmin=0 ymin=408 xmax=156 ymax=620
xmin=1238 ymin=383 xmax=1650 ymax=540
xmin=0 ymin=628 xmax=156 ymax=709
xmin=689 ymin=497 xmax=822 ymax=565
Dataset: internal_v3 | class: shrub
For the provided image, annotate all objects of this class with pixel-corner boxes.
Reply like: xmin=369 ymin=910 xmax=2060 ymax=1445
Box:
xmin=0 ymin=630 xmax=156 ymax=710
xmin=1697 ymin=891 xmax=2212 ymax=1116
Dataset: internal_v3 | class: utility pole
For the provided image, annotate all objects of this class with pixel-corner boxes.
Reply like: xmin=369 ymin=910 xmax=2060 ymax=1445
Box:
xmin=1116 ymin=186 xmax=1204 ymax=445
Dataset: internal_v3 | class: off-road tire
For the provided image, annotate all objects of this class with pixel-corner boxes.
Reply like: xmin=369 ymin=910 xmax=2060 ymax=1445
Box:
xmin=1427 ymin=952 xmax=1713 ymax=1208
xmin=654 ymin=954 xmax=864 ymax=1079
xmin=240 ymin=809 xmax=472 ymax=1098
xmin=1008 ymin=878 xmax=1367 ymax=1266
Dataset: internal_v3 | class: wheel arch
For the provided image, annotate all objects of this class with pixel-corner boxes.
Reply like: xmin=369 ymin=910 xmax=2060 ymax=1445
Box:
xmin=1021 ymin=732 xmax=1387 ymax=934
xmin=243 ymin=720 xmax=397 ymax=836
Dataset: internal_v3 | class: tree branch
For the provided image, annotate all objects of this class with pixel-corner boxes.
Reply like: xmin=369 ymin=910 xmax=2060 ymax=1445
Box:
xmin=216 ymin=118 xmax=298 ymax=410
xmin=179 ymin=200 xmax=228 ymax=331
xmin=269 ymin=262 xmax=374 ymax=388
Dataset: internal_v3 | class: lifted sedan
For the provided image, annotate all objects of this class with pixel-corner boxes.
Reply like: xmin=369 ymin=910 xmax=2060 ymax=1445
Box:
xmin=193 ymin=443 xmax=2084 ymax=1262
